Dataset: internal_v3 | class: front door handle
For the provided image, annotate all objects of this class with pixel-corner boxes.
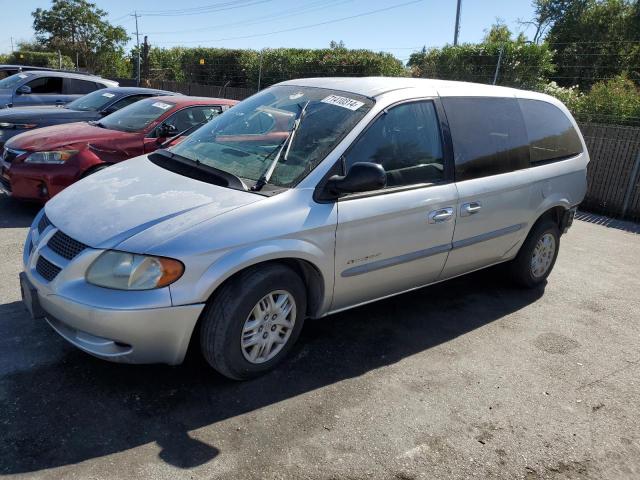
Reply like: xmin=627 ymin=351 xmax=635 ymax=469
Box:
xmin=428 ymin=207 xmax=454 ymax=224
xmin=460 ymin=201 xmax=482 ymax=217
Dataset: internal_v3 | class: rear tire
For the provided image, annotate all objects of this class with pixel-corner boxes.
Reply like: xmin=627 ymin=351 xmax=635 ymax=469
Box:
xmin=509 ymin=219 xmax=560 ymax=288
xmin=199 ymin=264 xmax=307 ymax=380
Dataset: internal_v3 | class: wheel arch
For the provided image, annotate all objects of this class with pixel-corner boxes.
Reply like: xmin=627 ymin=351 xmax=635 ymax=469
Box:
xmin=504 ymin=201 xmax=570 ymax=260
xmin=196 ymin=246 xmax=330 ymax=320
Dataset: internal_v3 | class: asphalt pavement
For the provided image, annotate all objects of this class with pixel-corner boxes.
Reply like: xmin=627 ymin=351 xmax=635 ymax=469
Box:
xmin=1 ymin=192 xmax=639 ymax=480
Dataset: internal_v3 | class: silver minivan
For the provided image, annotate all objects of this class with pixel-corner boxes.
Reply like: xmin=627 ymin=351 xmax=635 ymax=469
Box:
xmin=20 ymin=78 xmax=588 ymax=379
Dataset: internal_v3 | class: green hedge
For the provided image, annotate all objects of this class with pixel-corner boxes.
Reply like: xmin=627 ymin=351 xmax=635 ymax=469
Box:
xmin=144 ymin=47 xmax=407 ymax=88
xmin=541 ymin=74 xmax=640 ymax=126
xmin=408 ymin=42 xmax=555 ymax=90
xmin=4 ymin=51 xmax=74 ymax=69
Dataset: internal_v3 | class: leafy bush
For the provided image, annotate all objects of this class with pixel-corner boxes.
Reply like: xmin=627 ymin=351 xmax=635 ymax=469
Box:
xmin=540 ymin=74 xmax=640 ymax=126
xmin=4 ymin=50 xmax=74 ymax=69
xmin=140 ymin=47 xmax=407 ymax=89
xmin=408 ymin=41 xmax=555 ymax=90
xmin=539 ymin=81 xmax=584 ymax=112
xmin=250 ymin=48 xmax=407 ymax=88
xmin=576 ymin=74 xmax=640 ymax=126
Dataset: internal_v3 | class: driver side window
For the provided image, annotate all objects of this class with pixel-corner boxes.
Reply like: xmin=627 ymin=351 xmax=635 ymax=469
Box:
xmin=344 ymin=101 xmax=444 ymax=188
xmin=24 ymin=77 xmax=63 ymax=94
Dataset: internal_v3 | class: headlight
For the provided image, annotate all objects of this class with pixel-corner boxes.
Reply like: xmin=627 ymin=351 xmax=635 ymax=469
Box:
xmin=24 ymin=150 xmax=78 ymax=164
xmin=0 ymin=122 xmax=37 ymax=129
xmin=86 ymin=250 xmax=184 ymax=290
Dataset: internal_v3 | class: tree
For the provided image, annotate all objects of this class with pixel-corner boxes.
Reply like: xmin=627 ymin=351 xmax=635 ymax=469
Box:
xmin=524 ymin=0 xmax=639 ymax=88
xmin=408 ymin=26 xmax=555 ymax=89
xmin=483 ymin=20 xmax=513 ymax=43
xmin=31 ymin=0 xmax=129 ymax=73
xmin=519 ymin=0 xmax=583 ymax=43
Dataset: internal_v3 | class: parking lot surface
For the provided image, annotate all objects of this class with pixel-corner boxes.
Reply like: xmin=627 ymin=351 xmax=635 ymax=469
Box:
xmin=1 ymin=193 xmax=639 ymax=480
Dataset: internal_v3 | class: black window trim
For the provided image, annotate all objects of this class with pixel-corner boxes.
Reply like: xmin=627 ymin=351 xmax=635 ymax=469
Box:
xmin=529 ymin=151 xmax=582 ymax=167
xmin=314 ymin=96 xmax=454 ymax=203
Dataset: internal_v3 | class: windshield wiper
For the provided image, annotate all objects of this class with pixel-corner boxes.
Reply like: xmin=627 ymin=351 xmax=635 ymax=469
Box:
xmin=152 ymin=149 xmax=248 ymax=191
xmin=251 ymin=101 xmax=310 ymax=192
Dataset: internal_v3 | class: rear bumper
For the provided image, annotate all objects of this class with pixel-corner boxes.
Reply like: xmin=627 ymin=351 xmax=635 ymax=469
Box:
xmin=561 ymin=206 xmax=578 ymax=233
xmin=38 ymin=291 xmax=205 ymax=365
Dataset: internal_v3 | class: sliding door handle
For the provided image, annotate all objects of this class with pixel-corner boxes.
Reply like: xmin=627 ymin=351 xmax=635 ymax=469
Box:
xmin=461 ymin=201 xmax=482 ymax=217
xmin=428 ymin=207 xmax=454 ymax=223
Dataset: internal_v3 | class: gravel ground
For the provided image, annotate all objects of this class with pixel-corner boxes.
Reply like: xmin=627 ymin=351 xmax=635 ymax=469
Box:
xmin=1 ymin=193 xmax=639 ymax=480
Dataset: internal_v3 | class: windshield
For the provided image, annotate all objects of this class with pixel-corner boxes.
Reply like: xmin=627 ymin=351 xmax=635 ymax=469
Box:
xmin=169 ymin=86 xmax=373 ymax=189
xmin=100 ymin=98 xmax=175 ymax=132
xmin=0 ymin=72 xmax=30 ymax=90
xmin=66 ymin=89 xmax=116 ymax=111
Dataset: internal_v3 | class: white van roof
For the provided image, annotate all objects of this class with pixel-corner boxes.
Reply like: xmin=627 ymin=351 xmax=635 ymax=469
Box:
xmin=277 ymin=77 xmax=552 ymax=102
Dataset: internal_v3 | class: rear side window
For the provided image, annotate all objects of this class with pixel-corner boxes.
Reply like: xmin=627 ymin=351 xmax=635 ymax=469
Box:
xmin=345 ymin=101 xmax=445 ymax=188
xmin=25 ymin=77 xmax=63 ymax=94
xmin=64 ymin=78 xmax=100 ymax=94
xmin=442 ymin=97 xmax=529 ymax=181
xmin=518 ymin=99 xmax=583 ymax=164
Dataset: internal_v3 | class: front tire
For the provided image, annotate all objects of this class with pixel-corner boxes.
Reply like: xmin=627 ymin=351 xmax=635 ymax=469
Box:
xmin=199 ymin=264 xmax=307 ymax=380
xmin=509 ymin=219 xmax=560 ymax=288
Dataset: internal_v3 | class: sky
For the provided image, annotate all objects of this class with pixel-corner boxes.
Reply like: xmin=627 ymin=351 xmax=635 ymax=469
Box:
xmin=0 ymin=0 xmax=537 ymax=61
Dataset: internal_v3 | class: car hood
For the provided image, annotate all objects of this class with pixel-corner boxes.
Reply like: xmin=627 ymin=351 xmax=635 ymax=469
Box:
xmin=7 ymin=122 xmax=135 ymax=151
xmin=0 ymin=106 xmax=94 ymax=123
xmin=45 ymin=155 xmax=262 ymax=249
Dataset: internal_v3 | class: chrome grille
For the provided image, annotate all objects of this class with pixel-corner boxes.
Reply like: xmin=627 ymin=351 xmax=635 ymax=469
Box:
xmin=36 ymin=256 xmax=62 ymax=281
xmin=37 ymin=214 xmax=51 ymax=234
xmin=48 ymin=230 xmax=87 ymax=260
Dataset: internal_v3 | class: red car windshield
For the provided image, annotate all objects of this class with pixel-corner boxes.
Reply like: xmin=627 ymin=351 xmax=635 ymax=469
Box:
xmin=99 ymin=98 xmax=176 ymax=132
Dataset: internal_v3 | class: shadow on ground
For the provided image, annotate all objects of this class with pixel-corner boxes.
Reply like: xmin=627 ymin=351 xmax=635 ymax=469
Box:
xmin=576 ymin=210 xmax=640 ymax=234
xmin=0 ymin=269 xmax=545 ymax=475
xmin=0 ymin=193 xmax=40 ymax=229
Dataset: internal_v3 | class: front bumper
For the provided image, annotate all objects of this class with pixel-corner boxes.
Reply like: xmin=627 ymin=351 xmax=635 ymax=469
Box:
xmin=39 ymin=292 xmax=205 ymax=365
xmin=22 ymin=217 xmax=206 ymax=365
xmin=5 ymin=162 xmax=76 ymax=202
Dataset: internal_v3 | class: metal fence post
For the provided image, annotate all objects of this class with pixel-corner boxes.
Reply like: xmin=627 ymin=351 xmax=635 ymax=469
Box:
xmin=621 ymin=150 xmax=640 ymax=219
xmin=492 ymin=45 xmax=504 ymax=85
xmin=257 ymin=50 xmax=263 ymax=91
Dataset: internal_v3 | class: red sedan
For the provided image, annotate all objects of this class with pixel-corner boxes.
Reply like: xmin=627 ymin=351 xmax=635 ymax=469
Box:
xmin=1 ymin=96 xmax=237 ymax=202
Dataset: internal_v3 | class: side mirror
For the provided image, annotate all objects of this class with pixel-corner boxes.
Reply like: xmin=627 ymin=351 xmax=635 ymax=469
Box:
xmin=16 ymin=85 xmax=31 ymax=95
xmin=325 ymin=162 xmax=386 ymax=196
xmin=157 ymin=122 xmax=178 ymax=138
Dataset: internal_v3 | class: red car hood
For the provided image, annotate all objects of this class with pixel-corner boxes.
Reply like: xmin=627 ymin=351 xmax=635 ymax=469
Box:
xmin=7 ymin=122 xmax=138 ymax=151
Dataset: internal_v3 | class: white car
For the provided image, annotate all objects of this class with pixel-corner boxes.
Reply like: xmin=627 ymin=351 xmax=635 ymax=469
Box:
xmin=20 ymin=77 xmax=588 ymax=380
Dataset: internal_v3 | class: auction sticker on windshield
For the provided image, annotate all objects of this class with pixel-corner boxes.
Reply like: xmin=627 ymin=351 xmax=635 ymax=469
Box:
xmin=321 ymin=95 xmax=364 ymax=111
xmin=102 ymin=92 xmax=115 ymax=98
xmin=152 ymin=102 xmax=172 ymax=110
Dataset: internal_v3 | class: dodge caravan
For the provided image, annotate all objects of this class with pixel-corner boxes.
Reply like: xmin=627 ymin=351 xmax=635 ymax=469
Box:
xmin=20 ymin=78 xmax=588 ymax=380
